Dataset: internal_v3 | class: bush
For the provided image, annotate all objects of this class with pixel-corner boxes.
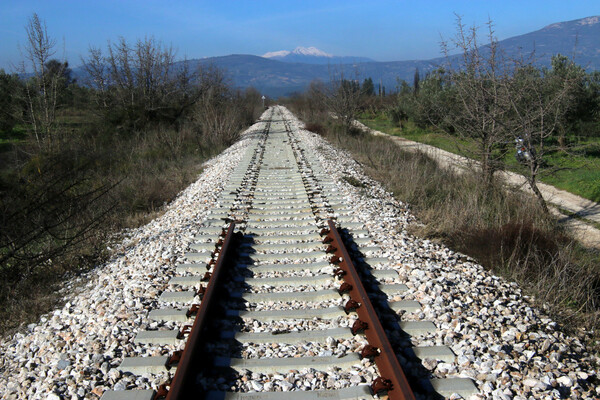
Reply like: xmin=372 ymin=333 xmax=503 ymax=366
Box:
xmin=287 ymin=103 xmax=600 ymax=346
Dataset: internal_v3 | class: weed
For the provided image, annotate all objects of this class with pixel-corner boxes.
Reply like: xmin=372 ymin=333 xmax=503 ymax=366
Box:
xmin=342 ymin=175 xmax=366 ymax=188
xmin=291 ymin=107 xmax=600 ymax=349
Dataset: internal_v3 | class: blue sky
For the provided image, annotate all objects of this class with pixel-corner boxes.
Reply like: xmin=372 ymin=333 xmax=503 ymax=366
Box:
xmin=1 ymin=0 xmax=598 ymax=70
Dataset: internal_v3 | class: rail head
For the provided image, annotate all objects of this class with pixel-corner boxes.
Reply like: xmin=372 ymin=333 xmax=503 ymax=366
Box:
xmin=325 ymin=219 xmax=416 ymax=400
xmin=165 ymin=222 xmax=238 ymax=400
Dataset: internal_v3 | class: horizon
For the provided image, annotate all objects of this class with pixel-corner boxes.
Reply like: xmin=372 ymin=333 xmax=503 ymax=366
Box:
xmin=1 ymin=1 xmax=599 ymax=71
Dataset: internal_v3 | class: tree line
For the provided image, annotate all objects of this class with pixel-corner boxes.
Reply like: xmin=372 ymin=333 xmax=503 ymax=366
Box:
xmin=0 ymin=13 xmax=263 ymax=328
xmin=392 ymin=18 xmax=600 ymax=212
xmin=294 ymin=17 xmax=600 ymax=213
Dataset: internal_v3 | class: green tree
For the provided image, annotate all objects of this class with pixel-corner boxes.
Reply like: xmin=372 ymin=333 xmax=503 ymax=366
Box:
xmin=44 ymin=59 xmax=74 ymax=107
xmin=501 ymin=60 xmax=576 ymax=213
xmin=544 ymin=55 xmax=588 ymax=149
xmin=361 ymin=77 xmax=375 ymax=96
xmin=321 ymin=69 xmax=363 ymax=136
xmin=0 ymin=70 xmax=24 ymax=134
xmin=413 ymin=68 xmax=420 ymax=95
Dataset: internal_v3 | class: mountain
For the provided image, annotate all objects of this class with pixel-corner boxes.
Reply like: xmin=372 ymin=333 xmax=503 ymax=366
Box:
xmin=72 ymin=16 xmax=600 ymax=97
xmin=262 ymin=46 xmax=374 ymax=65
xmin=479 ymin=16 xmax=600 ymax=69
xmin=199 ymin=16 xmax=600 ymax=96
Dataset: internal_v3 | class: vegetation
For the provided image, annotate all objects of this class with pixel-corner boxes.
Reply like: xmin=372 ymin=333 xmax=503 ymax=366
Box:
xmin=0 ymin=14 xmax=262 ymax=334
xmin=282 ymin=17 xmax=600 ymax=346
xmin=285 ymin=101 xmax=600 ymax=348
xmin=380 ymin=17 xmax=600 ymax=206
xmin=360 ymin=113 xmax=600 ymax=202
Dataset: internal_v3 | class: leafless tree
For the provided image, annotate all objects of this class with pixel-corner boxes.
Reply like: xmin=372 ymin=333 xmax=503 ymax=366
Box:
xmin=20 ymin=13 xmax=65 ymax=148
xmin=322 ymin=67 xmax=363 ymax=136
xmin=83 ymin=37 xmax=192 ymax=129
xmin=194 ymin=66 xmax=243 ymax=146
xmin=439 ymin=16 xmax=513 ymax=185
xmin=437 ymin=15 xmax=577 ymax=212
xmin=82 ymin=46 xmax=109 ymax=109
xmin=502 ymin=61 xmax=575 ymax=214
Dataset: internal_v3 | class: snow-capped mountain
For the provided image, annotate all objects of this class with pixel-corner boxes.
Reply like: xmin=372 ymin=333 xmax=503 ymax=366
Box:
xmin=262 ymin=46 xmax=373 ymax=64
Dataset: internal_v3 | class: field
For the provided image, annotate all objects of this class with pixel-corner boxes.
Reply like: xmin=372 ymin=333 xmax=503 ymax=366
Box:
xmin=359 ymin=112 xmax=600 ymax=202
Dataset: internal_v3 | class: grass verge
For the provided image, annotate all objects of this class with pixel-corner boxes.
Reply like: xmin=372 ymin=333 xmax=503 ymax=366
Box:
xmin=299 ymin=110 xmax=600 ymax=350
xmin=359 ymin=113 xmax=600 ymax=203
xmin=0 ymin=122 xmax=231 ymax=336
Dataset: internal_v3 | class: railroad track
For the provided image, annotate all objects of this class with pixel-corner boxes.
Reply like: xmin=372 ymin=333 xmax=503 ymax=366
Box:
xmin=101 ymin=107 xmax=476 ymax=400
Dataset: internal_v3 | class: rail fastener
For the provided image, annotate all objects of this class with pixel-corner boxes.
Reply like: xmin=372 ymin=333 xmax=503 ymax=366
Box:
xmin=323 ymin=219 xmax=416 ymax=400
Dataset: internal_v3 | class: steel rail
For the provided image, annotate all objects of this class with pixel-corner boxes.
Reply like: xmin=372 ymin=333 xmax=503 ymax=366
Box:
xmin=324 ymin=219 xmax=416 ymax=400
xmin=164 ymin=222 xmax=238 ymax=400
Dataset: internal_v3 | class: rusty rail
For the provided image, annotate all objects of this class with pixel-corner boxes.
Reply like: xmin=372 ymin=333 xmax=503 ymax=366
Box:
xmin=323 ymin=220 xmax=416 ymax=400
xmin=163 ymin=222 xmax=239 ymax=400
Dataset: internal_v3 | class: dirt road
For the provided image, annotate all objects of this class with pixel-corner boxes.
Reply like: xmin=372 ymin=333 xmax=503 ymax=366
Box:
xmin=358 ymin=121 xmax=600 ymax=248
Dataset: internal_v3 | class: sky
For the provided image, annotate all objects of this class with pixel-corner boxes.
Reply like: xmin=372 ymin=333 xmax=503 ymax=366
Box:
xmin=1 ymin=0 xmax=599 ymax=70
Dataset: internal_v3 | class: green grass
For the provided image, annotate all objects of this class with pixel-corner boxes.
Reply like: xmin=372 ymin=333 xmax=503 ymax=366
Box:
xmin=360 ymin=113 xmax=600 ymax=203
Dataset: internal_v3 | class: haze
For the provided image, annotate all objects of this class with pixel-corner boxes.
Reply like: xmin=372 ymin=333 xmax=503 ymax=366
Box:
xmin=1 ymin=0 xmax=599 ymax=70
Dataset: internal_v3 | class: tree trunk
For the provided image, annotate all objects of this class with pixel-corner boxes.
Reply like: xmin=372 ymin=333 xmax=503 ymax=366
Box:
xmin=528 ymin=176 xmax=550 ymax=215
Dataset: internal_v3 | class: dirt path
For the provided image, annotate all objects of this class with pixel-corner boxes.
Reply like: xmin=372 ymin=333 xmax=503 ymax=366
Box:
xmin=358 ymin=121 xmax=600 ymax=249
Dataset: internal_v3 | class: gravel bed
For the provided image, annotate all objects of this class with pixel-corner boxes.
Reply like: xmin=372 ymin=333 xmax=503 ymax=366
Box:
xmin=246 ymin=283 xmax=337 ymax=294
xmin=238 ymin=335 xmax=369 ymax=358
xmin=201 ymin=334 xmax=370 ymax=360
xmin=0 ymin=120 xmax=266 ymax=399
xmin=247 ymin=255 xmax=330 ymax=264
xmin=279 ymin=106 xmax=600 ymax=399
xmin=243 ymin=268 xmax=333 ymax=278
xmin=248 ymin=298 xmax=345 ymax=312
xmin=2 ymin=106 xmax=598 ymax=399
xmin=239 ymin=316 xmax=359 ymax=333
xmin=202 ymin=364 xmax=378 ymax=393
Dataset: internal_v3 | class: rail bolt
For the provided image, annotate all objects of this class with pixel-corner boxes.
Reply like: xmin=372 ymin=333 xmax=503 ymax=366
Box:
xmin=186 ymin=303 xmax=201 ymax=317
xmin=322 ymin=236 xmax=333 ymax=244
xmin=351 ymin=319 xmax=369 ymax=335
xmin=320 ymin=228 xmax=330 ymax=236
xmin=338 ymin=282 xmax=353 ymax=294
xmin=167 ymin=350 xmax=183 ymax=368
xmin=360 ymin=344 xmax=380 ymax=360
xmin=152 ymin=383 xmax=170 ymax=399
xmin=344 ymin=299 xmax=360 ymax=313
xmin=330 ymin=255 xmax=342 ymax=264
xmin=202 ymin=272 xmax=212 ymax=281
xmin=371 ymin=377 xmax=393 ymax=395
xmin=326 ymin=244 xmax=337 ymax=253
xmin=177 ymin=326 xmax=192 ymax=340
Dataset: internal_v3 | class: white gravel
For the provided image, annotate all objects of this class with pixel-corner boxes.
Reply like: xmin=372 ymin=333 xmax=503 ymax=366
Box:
xmin=0 ymin=121 xmax=264 ymax=399
xmin=0 ymin=106 xmax=598 ymax=400
xmin=281 ymin=106 xmax=600 ymax=399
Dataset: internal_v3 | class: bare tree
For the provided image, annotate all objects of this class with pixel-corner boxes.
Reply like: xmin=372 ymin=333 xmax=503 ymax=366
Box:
xmin=82 ymin=46 xmax=109 ymax=109
xmin=20 ymin=13 xmax=64 ymax=148
xmin=436 ymin=15 xmax=577 ymax=211
xmin=439 ymin=16 xmax=512 ymax=185
xmin=84 ymin=37 xmax=190 ymax=130
xmin=194 ymin=66 xmax=243 ymax=146
xmin=322 ymin=68 xmax=363 ymax=136
xmin=503 ymin=59 xmax=576 ymax=214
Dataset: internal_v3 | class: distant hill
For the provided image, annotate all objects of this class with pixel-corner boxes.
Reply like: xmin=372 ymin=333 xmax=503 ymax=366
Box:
xmin=181 ymin=55 xmax=440 ymax=98
xmin=262 ymin=46 xmax=374 ymax=65
xmin=492 ymin=16 xmax=600 ymax=69
xmin=72 ymin=16 xmax=600 ymax=98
